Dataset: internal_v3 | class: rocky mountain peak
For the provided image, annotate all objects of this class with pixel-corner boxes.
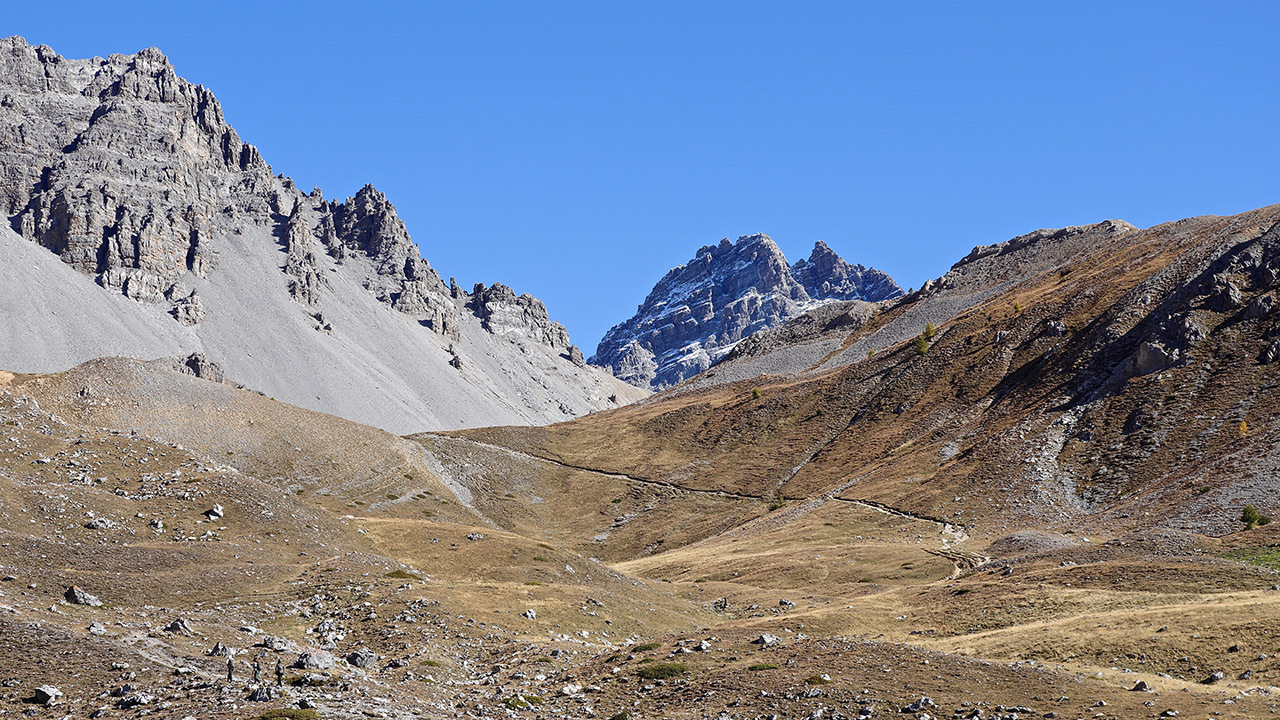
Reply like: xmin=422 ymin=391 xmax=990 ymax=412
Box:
xmin=791 ymin=240 xmax=904 ymax=302
xmin=1 ymin=34 xmax=272 ymax=303
xmin=592 ymin=233 xmax=902 ymax=390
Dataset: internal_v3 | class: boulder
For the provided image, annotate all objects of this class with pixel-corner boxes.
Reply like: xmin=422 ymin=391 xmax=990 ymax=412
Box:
xmin=346 ymin=648 xmax=378 ymax=669
xmin=259 ymin=635 xmax=297 ymax=652
xmin=33 ymin=686 xmax=62 ymax=705
xmin=65 ymin=585 xmax=103 ymax=606
xmin=294 ymin=650 xmax=335 ymax=670
xmin=1244 ymin=294 xmax=1275 ymax=320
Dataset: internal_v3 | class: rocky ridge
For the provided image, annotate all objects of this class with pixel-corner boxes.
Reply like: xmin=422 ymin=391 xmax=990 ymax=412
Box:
xmin=0 ymin=36 xmax=640 ymax=431
xmin=591 ymin=233 xmax=902 ymax=389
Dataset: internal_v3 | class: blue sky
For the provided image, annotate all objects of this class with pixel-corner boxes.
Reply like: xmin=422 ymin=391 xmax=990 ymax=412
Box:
xmin=9 ymin=2 xmax=1280 ymax=351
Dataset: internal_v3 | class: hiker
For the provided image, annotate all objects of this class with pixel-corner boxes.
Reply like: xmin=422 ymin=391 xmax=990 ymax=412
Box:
xmin=275 ymin=658 xmax=284 ymax=687
xmin=226 ymin=653 xmax=234 ymax=683
xmin=252 ymin=656 xmax=261 ymax=683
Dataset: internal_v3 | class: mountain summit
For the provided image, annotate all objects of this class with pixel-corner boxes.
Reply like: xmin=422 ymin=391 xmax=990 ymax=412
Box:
xmin=791 ymin=240 xmax=902 ymax=302
xmin=591 ymin=234 xmax=903 ymax=389
xmin=0 ymin=37 xmax=642 ymax=431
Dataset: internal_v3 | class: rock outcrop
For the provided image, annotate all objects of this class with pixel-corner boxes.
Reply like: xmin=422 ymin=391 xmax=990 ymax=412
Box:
xmin=592 ymin=234 xmax=902 ymax=389
xmin=790 ymin=240 xmax=903 ymax=302
xmin=1 ymin=41 xmax=259 ymax=305
xmin=470 ymin=282 xmax=572 ymax=351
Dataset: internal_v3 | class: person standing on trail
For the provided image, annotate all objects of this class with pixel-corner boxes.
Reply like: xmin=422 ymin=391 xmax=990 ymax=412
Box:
xmin=275 ymin=658 xmax=284 ymax=687
xmin=252 ymin=656 xmax=261 ymax=684
xmin=226 ymin=652 xmax=235 ymax=683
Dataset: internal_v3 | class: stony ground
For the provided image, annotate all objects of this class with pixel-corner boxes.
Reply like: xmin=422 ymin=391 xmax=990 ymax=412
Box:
xmin=4 ymin=359 xmax=1280 ymax=720
xmin=7 ymin=205 xmax=1280 ymax=719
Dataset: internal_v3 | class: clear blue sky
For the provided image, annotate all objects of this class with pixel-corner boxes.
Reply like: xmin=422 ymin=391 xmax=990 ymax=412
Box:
xmin=9 ymin=2 xmax=1280 ymax=351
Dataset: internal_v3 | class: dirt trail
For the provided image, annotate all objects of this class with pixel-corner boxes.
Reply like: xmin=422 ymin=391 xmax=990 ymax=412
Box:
xmin=424 ymin=434 xmax=990 ymax=572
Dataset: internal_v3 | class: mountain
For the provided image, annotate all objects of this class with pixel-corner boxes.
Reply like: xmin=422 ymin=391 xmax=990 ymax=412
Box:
xmin=0 ymin=36 xmax=643 ymax=433
xmin=591 ymin=233 xmax=903 ymax=390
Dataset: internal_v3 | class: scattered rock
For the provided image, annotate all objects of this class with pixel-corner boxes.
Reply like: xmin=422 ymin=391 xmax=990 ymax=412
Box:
xmin=901 ymin=696 xmax=937 ymax=713
xmin=247 ymin=687 xmax=276 ymax=702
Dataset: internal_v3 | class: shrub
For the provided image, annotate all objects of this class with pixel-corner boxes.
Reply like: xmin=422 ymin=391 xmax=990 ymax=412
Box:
xmin=633 ymin=642 xmax=661 ymax=652
xmin=502 ymin=695 xmax=543 ymax=709
xmin=1014 ymin=301 xmax=1023 ymax=313
xmin=804 ymin=674 xmax=832 ymax=685
xmin=923 ymin=322 xmax=936 ymax=340
xmin=767 ymin=492 xmax=787 ymax=511
xmin=385 ymin=569 xmax=421 ymax=580
xmin=636 ymin=662 xmax=688 ymax=680
xmin=748 ymin=663 xmax=779 ymax=671
xmin=914 ymin=336 xmax=930 ymax=356
xmin=1242 ymin=504 xmax=1272 ymax=530
xmin=1240 ymin=420 xmax=1250 ymax=438
xmin=751 ymin=388 xmax=762 ymax=400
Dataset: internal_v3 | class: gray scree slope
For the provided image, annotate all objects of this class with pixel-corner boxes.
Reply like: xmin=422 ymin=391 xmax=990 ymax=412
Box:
xmin=0 ymin=36 xmax=644 ymax=433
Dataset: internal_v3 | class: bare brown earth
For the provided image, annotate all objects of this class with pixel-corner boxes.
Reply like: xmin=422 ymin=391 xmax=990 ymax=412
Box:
xmin=5 ymin=207 xmax=1280 ymax=718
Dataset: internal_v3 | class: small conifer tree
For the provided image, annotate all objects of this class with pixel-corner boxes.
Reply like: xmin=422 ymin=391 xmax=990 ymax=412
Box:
xmin=1242 ymin=504 xmax=1272 ymax=530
